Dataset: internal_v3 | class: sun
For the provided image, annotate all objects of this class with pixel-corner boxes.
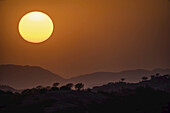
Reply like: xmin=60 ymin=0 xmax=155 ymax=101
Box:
xmin=18 ymin=11 xmax=54 ymax=43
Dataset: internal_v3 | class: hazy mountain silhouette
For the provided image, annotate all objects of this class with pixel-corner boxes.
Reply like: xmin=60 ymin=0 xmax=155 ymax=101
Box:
xmin=1 ymin=64 xmax=170 ymax=89
xmin=1 ymin=75 xmax=170 ymax=113
xmin=68 ymin=68 xmax=170 ymax=88
xmin=0 ymin=85 xmax=18 ymax=92
xmin=0 ymin=64 xmax=64 ymax=89
xmin=92 ymin=74 xmax=170 ymax=93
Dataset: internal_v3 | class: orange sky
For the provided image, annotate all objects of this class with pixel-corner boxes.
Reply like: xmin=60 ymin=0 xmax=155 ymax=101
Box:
xmin=0 ymin=0 xmax=170 ymax=78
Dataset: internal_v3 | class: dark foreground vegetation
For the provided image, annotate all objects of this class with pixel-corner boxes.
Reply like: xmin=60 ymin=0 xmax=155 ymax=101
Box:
xmin=0 ymin=74 xmax=170 ymax=113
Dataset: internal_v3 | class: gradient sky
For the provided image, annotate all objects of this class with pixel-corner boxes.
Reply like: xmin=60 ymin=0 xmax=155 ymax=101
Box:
xmin=0 ymin=0 xmax=170 ymax=78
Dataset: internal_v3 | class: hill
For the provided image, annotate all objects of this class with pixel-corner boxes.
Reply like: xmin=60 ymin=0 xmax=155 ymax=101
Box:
xmin=0 ymin=73 xmax=170 ymax=113
xmin=92 ymin=74 xmax=170 ymax=93
xmin=68 ymin=68 xmax=170 ymax=88
xmin=0 ymin=84 xmax=170 ymax=113
xmin=0 ymin=85 xmax=18 ymax=92
xmin=1 ymin=64 xmax=170 ymax=89
xmin=0 ymin=64 xmax=64 ymax=89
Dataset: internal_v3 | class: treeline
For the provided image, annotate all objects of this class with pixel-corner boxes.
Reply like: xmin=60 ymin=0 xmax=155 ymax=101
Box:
xmin=22 ymin=82 xmax=84 ymax=95
xmin=120 ymin=73 xmax=170 ymax=83
xmin=1 ymin=74 xmax=170 ymax=113
xmin=1 ymin=86 xmax=170 ymax=113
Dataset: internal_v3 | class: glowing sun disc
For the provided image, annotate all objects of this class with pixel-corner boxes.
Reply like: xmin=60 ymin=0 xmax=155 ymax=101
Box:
xmin=18 ymin=11 xmax=54 ymax=43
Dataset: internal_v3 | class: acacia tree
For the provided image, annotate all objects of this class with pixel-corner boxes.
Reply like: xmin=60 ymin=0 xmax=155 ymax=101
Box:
xmin=75 ymin=83 xmax=84 ymax=91
xmin=121 ymin=78 xmax=125 ymax=82
xmin=53 ymin=82 xmax=60 ymax=87
xmin=156 ymin=73 xmax=160 ymax=77
xmin=52 ymin=82 xmax=60 ymax=91
xmin=60 ymin=83 xmax=74 ymax=90
xmin=46 ymin=86 xmax=51 ymax=90
xmin=66 ymin=83 xmax=74 ymax=90
xmin=150 ymin=75 xmax=155 ymax=79
xmin=36 ymin=85 xmax=43 ymax=90
xmin=142 ymin=77 xmax=148 ymax=81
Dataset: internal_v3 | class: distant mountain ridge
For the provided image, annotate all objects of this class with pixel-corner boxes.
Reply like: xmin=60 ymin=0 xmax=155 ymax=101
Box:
xmin=0 ymin=85 xmax=18 ymax=92
xmin=0 ymin=64 xmax=64 ymax=89
xmin=68 ymin=68 xmax=170 ymax=88
xmin=0 ymin=64 xmax=170 ymax=89
xmin=92 ymin=74 xmax=170 ymax=93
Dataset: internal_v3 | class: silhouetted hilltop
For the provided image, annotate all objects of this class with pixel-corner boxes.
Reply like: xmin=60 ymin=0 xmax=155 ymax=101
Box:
xmin=0 ymin=64 xmax=64 ymax=89
xmin=92 ymin=74 xmax=170 ymax=93
xmin=0 ymin=84 xmax=170 ymax=113
xmin=0 ymin=85 xmax=18 ymax=92
xmin=1 ymin=64 xmax=170 ymax=89
xmin=68 ymin=69 xmax=170 ymax=88
xmin=0 ymin=73 xmax=170 ymax=113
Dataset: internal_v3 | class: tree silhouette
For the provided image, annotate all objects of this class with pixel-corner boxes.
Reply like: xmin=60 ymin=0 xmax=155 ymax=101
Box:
xmin=150 ymin=75 xmax=155 ymax=79
xmin=66 ymin=83 xmax=74 ymax=90
xmin=51 ymin=83 xmax=60 ymax=91
xmin=142 ymin=76 xmax=148 ymax=81
xmin=53 ymin=82 xmax=60 ymax=87
xmin=39 ymin=88 xmax=48 ymax=94
xmin=36 ymin=85 xmax=43 ymax=90
xmin=156 ymin=73 xmax=160 ymax=77
xmin=121 ymin=78 xmax=125 ymax=82
xmin=22 ymin=89 xmax=32 ymax=95
xmin=75 ymin=83 xmax=84 ymax=91
xmin=45 ymin=86 xmax=51 ymax=90
xmin=60 ymin=86 xmax=67 ymax=90
xmin=60 ymin=83 xmax=74 ymax=90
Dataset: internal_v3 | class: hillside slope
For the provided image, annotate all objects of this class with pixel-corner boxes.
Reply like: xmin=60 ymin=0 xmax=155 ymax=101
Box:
xmin=0 ymin=64 xmax=64 ymax=89
xmin=68 ymin=68 xmax=170 ymax=88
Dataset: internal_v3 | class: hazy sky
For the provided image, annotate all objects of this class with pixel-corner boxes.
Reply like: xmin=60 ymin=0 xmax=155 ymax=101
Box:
xmin=0 ymin=0 xmax=170 ymax=78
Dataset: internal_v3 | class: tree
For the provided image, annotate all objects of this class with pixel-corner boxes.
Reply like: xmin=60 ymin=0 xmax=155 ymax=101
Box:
xmin=53 ymin=82 xmax=60 ymax=87
xmin=156 ymin=73 xmax=160 ymax=77
xmin=66 ymin=83 xmax=74 ymax=90
xmin=60 ymin=86 xmax=68 ymax=90
xmin=46 ymin=86 xmax=51 ymax=90
xmin=60 ymin=83 xmax=74 ymax=90
xmin=150 ymin=75 xmax=155 ymax=79
xmin=22 ymin=89 xmax=32 ymax=95
xmin=142 ymin=77 xmax=148 ymax=81
xmin=75 ymin=83 xmax=84 ymax=91
xmin=52 ymin=82 xmax=60 ymax=91
xmin=121 ymin=78 xmax=125 ymax=82
xmin=39 ymin=88 xmax=48 ymax=94
xmin=36 ymin=85 xmax=43 ymax=90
